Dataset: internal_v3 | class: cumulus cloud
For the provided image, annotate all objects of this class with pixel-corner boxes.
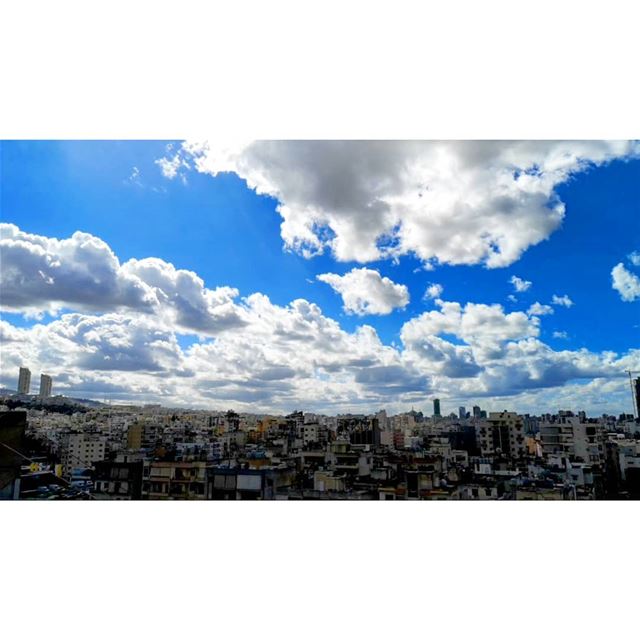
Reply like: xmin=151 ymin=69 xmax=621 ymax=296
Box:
xmin=0 ymin=223 xmax=158 ymax=315
xmin=316 ymin=267 xmax=409 ymax=315
xmin=2 ymin=225 xmax=638 ymax=413
xmin=2 ymin=291 xmax=638 ymax=414
xmin=628 ymin=251 xmax=640 ymax=267
xmin=161 ymin=140 xmax=638 ymax=268
xmin=424 ymin=283 xmax=444 ymax=300
xmin=402 ymin=300 xmax=539 ymax=355
xmin=0 ymin=224 xmax=247 ymax=335
xmin=527 ymin=302 xmax=554 ymax=316
xmin=121 ymin=258 xmax=247 ymax=333
xmin=510 ymin=275 xmax=532 ymax=292
xmin=0 ymin=314 xmax=189 ymax=380
xmin=612 ymin=262 xmax=640 ymax=301
xmin=551 ymin=294 xmax=574 ymax=307
xmin=400 ymin=299 xmax=639 ymax=400
xmin=552 ymin=331 xmax=569 ymax=339
xmin=0 ymin=291 xmax=429 ymax=411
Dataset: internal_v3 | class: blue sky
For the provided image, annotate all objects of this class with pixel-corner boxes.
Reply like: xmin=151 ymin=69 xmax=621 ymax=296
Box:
xmin=1 ymin=140 xmax=639 ymax=414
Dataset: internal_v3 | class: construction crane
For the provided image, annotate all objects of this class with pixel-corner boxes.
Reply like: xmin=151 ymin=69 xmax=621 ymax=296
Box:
xmin=627 ymin=371 xmax=640 ymax=419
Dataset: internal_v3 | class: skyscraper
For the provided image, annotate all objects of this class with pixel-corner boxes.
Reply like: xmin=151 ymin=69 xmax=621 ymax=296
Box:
xmin=634 ymin=377 xmax=640 ymax=419
xmin=433 ymin=398 xmax=441 ymax=417
xmin=458 ymin=406 xmax=466 ymax=420
xmin=39 ymin=374 xmax=52 ymax=398
xmin=17 ymin=367 xmax=31 ymax=395
xmin=472 ymin=405 xmax=481 ymax=419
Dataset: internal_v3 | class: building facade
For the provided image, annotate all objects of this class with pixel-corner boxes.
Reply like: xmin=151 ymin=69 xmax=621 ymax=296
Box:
xmin=476 ymin=412 xmax=526 ymax=457
xmin=58 ymin=432 xmax=106 ymax=476
xmin=39 ymin=374 xmax=52 ymax=398
xmin=18 ymin=367 xmax=31 ymax=395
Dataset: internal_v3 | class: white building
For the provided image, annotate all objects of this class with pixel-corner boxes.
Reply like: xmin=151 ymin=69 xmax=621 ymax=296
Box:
xmin=618 ymin=439 xmax=640 ymax=481
xmin=299 ymin=423 xmax=320 ymax=445
xmin=539 ymin=417 xmax=605 ymax=465
xmin=39 ymin=374 xmax=52 ymax=398
xmin=18 ymin=367 xmax=31 ymax=394
xmin=59 ymin=432 xmax=106 ymax=476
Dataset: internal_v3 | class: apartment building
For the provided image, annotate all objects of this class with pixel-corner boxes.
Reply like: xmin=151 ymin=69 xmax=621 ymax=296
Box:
xmin=539 ymin=416 xmax=606 ymax=465
xmin=475 ymin=412 xmax=526 ymax=457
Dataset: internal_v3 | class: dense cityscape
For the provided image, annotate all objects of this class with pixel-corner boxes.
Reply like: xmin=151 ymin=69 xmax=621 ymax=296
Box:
xmin=4 ymin=14 xmax=639 ymax=640
xmin=2 ymin=366 xmax=639 ymax=500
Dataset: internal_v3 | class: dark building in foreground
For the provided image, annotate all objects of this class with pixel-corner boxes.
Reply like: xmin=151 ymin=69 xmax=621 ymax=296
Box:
xmin=0 ymin=411 xmax=27 ymax=499
xmin=93 ymin=460 xmax=144 ymax=500
xmin=207 ymin=467 xmax=296 ymax=500
xmin=448 ymin=426 xmax=480 ymax=457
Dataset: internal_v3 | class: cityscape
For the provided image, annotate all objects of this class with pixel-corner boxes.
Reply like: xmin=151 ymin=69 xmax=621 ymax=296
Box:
xmin=1 ymin=366 xmax=639 ymax=500
xmin=4 ymin=12 xmax=639 ymax=640
xmin=2 ymin=140 xmax=640 ymax=500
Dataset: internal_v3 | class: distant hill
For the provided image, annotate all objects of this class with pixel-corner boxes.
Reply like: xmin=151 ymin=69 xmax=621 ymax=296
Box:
xmin=0 ymin=393 xmax=106 ymax=413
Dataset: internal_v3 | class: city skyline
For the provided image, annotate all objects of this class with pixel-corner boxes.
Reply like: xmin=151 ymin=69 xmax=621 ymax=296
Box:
xmin=4 ymin=5 xmax=639 ymax=637
xmin=1 ymin=141 xmax=639 ymax=416
xmin=9 ymin=363 xmax=638 ymax=420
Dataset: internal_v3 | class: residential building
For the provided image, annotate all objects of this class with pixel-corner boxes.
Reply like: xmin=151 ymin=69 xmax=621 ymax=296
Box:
xmin=92 ymin=460 xmax=144 ymax=499
xmin=58 ymin=432 xmax=106 ymax=476
xmin=207 ymin=466 xmax=295 ymax=500
xmin=143 ymin=461 xmax=207 ymax=499
xmin=39 ymin=374 xmax=52 ymax=398
xmin=539 ymin=417 xmax=606 ymax=465
xmin=18 ymin=367 xmax=31 ymax=395
xmin=126 ymin=422 xmax=143 ymax=450
xmin=475 ymin=412 xmax=526 ymax=457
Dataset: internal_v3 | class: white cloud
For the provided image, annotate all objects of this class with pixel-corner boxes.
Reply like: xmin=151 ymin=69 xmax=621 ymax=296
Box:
xmin=400 ymin=299 xmax=639 ymax=401
xmin=402 ymin=300 xmax=539 ymax=353
xmin=628 ymin=251 xmax=640 ymax=267
xmin=162 ymin=140 xmax=638 ymax=268
xmin=527 ymin=302 xmax=554 ymax=316
xmin=2 ymin=225 xmax=639 ymax=414
xmin=155 ymin=154 xmax=190 ymax=181
xmin=510 ymin=275 xmax=532 ymax=292
xmin=3 ymin=290 xmax=639 ymax=414
xmin=126 ymin=166 xmax=142 ymax=187
xmin=611 ymin=262 xmax=640 ymax=302
xmin=552 ymin=331 xmax=569 ymax=339
xmin=424 ymin=283 xmax=443 ymax=300
xmin=121 ymin=258 xmax=247 ymax=333
xmin=507 ymin=294 xmax=518 ymax=303
xmin=5 ymin=290 xmax=638 ymax=415
xmin=551 ymin=293 xmax=574 ymax=307
xmin=0 ymin=223 xmax=247 ymax=335
xmin=0 ymin=223 xmax=158 ymax=315
xmin=316 ymin=267 xmax=409 ymax=316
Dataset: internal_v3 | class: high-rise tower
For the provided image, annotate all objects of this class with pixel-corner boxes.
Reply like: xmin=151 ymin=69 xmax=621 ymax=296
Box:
xmin=39 ymin=374 xmax=52 ymax=398
xmin=17 ymin=367 xmax=31 ymax=395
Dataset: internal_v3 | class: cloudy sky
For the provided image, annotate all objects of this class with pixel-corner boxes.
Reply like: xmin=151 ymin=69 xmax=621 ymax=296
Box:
xmin=1 ymin=140 xmax=639 ymax=415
